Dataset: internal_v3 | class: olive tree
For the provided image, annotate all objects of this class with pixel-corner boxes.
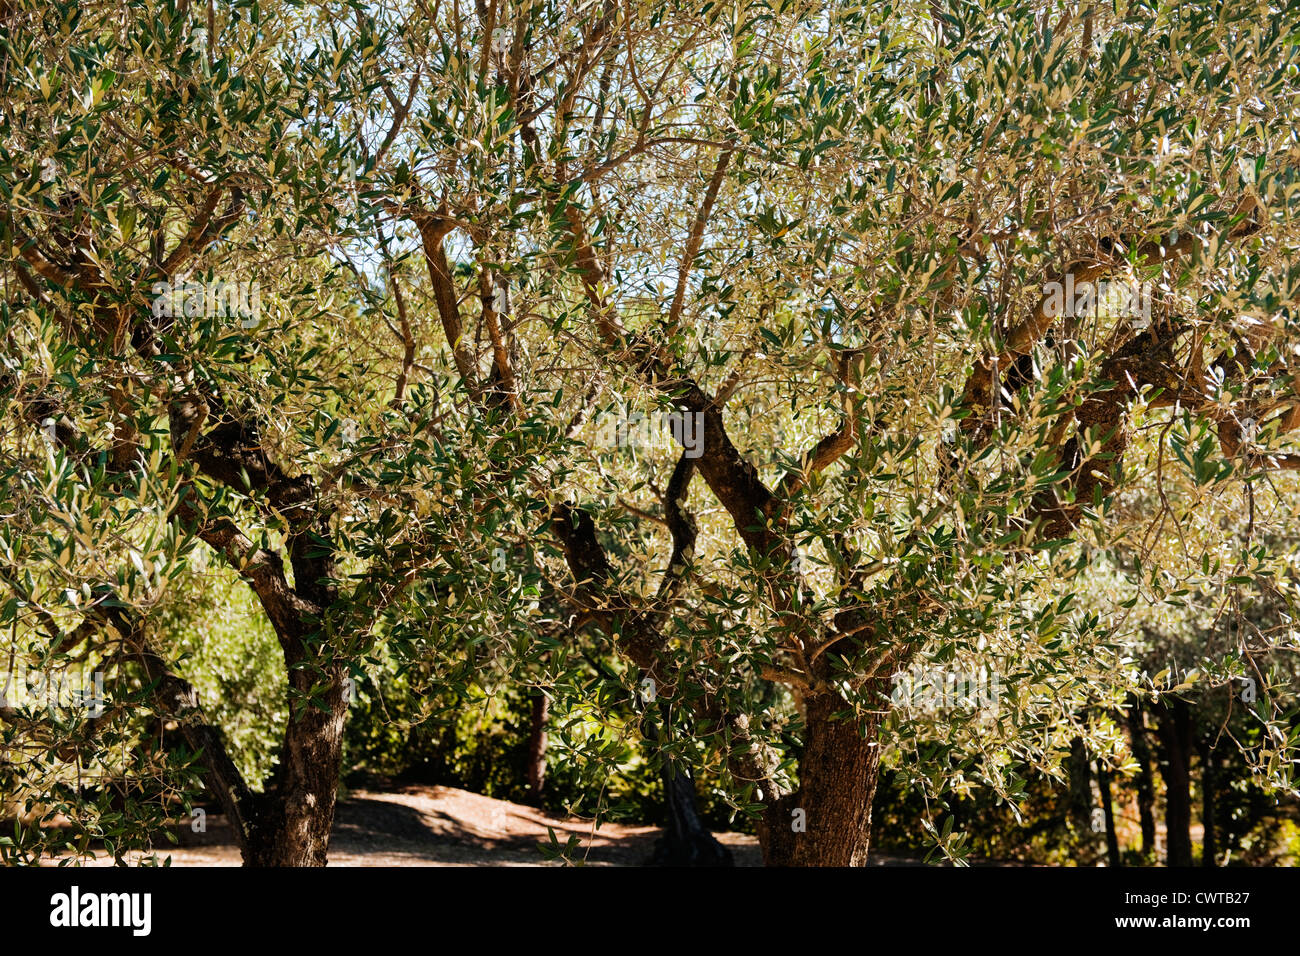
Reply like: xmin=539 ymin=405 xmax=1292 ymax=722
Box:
xmin=353 ymin=0 xmax=1300 ymax=866
xmin=0 ymin=0 xmax=556 ymax=865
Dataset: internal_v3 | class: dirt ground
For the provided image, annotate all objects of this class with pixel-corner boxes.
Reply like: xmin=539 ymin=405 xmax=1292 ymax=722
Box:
xmin=60 ymin=784 xmax=767 ymax=867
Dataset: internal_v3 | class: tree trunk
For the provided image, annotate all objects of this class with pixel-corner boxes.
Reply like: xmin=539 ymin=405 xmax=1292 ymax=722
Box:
xmin=525 ymin=692 xmax=548 ymax=803
xmin=760 ymin=691 xmax=880 ymax=867
xmin=1126 ymin=697 xmax=1157 ymax=858
xmin=243 ymin=662 xmax=349 ymax=867
xmin=1199 ymin=736 xmax=1217 ymax=868
xmin=1154 ymin=699 xmax=1193 ymax=867
xmin=650 ymin=762 xmax=733 ymax=866
xmin=1097 ymin=760 xmax=1122 ymax=867
xmin=646 ymin=701 xmax=732 ymax=866
xmin=1066 ymin=736 xmax=1092 ymax=839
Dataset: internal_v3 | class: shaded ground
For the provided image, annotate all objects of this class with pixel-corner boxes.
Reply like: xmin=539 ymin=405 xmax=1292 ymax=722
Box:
xmin=64 ymin=785 xmax=768 ymax=867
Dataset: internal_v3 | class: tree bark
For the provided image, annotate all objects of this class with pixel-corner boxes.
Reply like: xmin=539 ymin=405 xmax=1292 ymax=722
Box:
xmin=1199 ymin=736 xmax=1217 ymax=868
xmin=1067 ymin=736 xmax=1092 ymax=837
xmin=243 ymin=660 xmax=349 ymax=867
xmin=1154 ymin=699 xmax=1194 ymax=867
xmin=525 ymin=692 xmax=548 ymax=803
xmin=1126 ymin=697 xmax=1158 ymax=858
xmin=760 ymin=691 xmax=880 ymax=867
xmin=1097 ymin=760 xmax=1122 ymax=867
xmin=650 ymin=762 xmax=733 ymax=867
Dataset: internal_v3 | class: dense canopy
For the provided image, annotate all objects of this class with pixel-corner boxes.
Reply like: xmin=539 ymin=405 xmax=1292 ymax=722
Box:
xmin=2 ymin=0 xmax=1300 ymax=867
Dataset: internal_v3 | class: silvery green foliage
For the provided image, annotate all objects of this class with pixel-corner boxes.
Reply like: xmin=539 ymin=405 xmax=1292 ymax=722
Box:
xmin=3 ymin=0 xmax=1300 ymax=864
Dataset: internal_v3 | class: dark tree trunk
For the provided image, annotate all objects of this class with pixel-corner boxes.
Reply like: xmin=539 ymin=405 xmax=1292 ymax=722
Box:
xmin=525 ymin=692 xmax=549 ymax=803
xmin=1066 ymin=736 xmax=1093 ymax=837
xmin=1097 ymin=760 xmax=1122 ymax=867
xmin=1154 ymin=698 xmax=1193 ymax=867
xmin=647 ymin=701 xmax=731 ymax=866
xmin=243 ymin=660 xmax=349 ymax=867
xmin=760 ymin=691 xmax=880 ymax=867
xmin=1199 ymin=737 xmax=1217 ymax=867
xmin=650 ymin=762 xmax=733 ymax=866
xmin=1126 ymin=697 xmax=1158 ymax=857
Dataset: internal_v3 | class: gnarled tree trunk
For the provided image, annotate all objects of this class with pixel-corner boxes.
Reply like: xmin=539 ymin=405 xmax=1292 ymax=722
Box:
xmin=243 ymin=662 xmax=349 ymax=867
xmin=760 ymin=691 xmax=881 ymax=867
xmin=651 ymin=763 xmax=733 ymax=866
